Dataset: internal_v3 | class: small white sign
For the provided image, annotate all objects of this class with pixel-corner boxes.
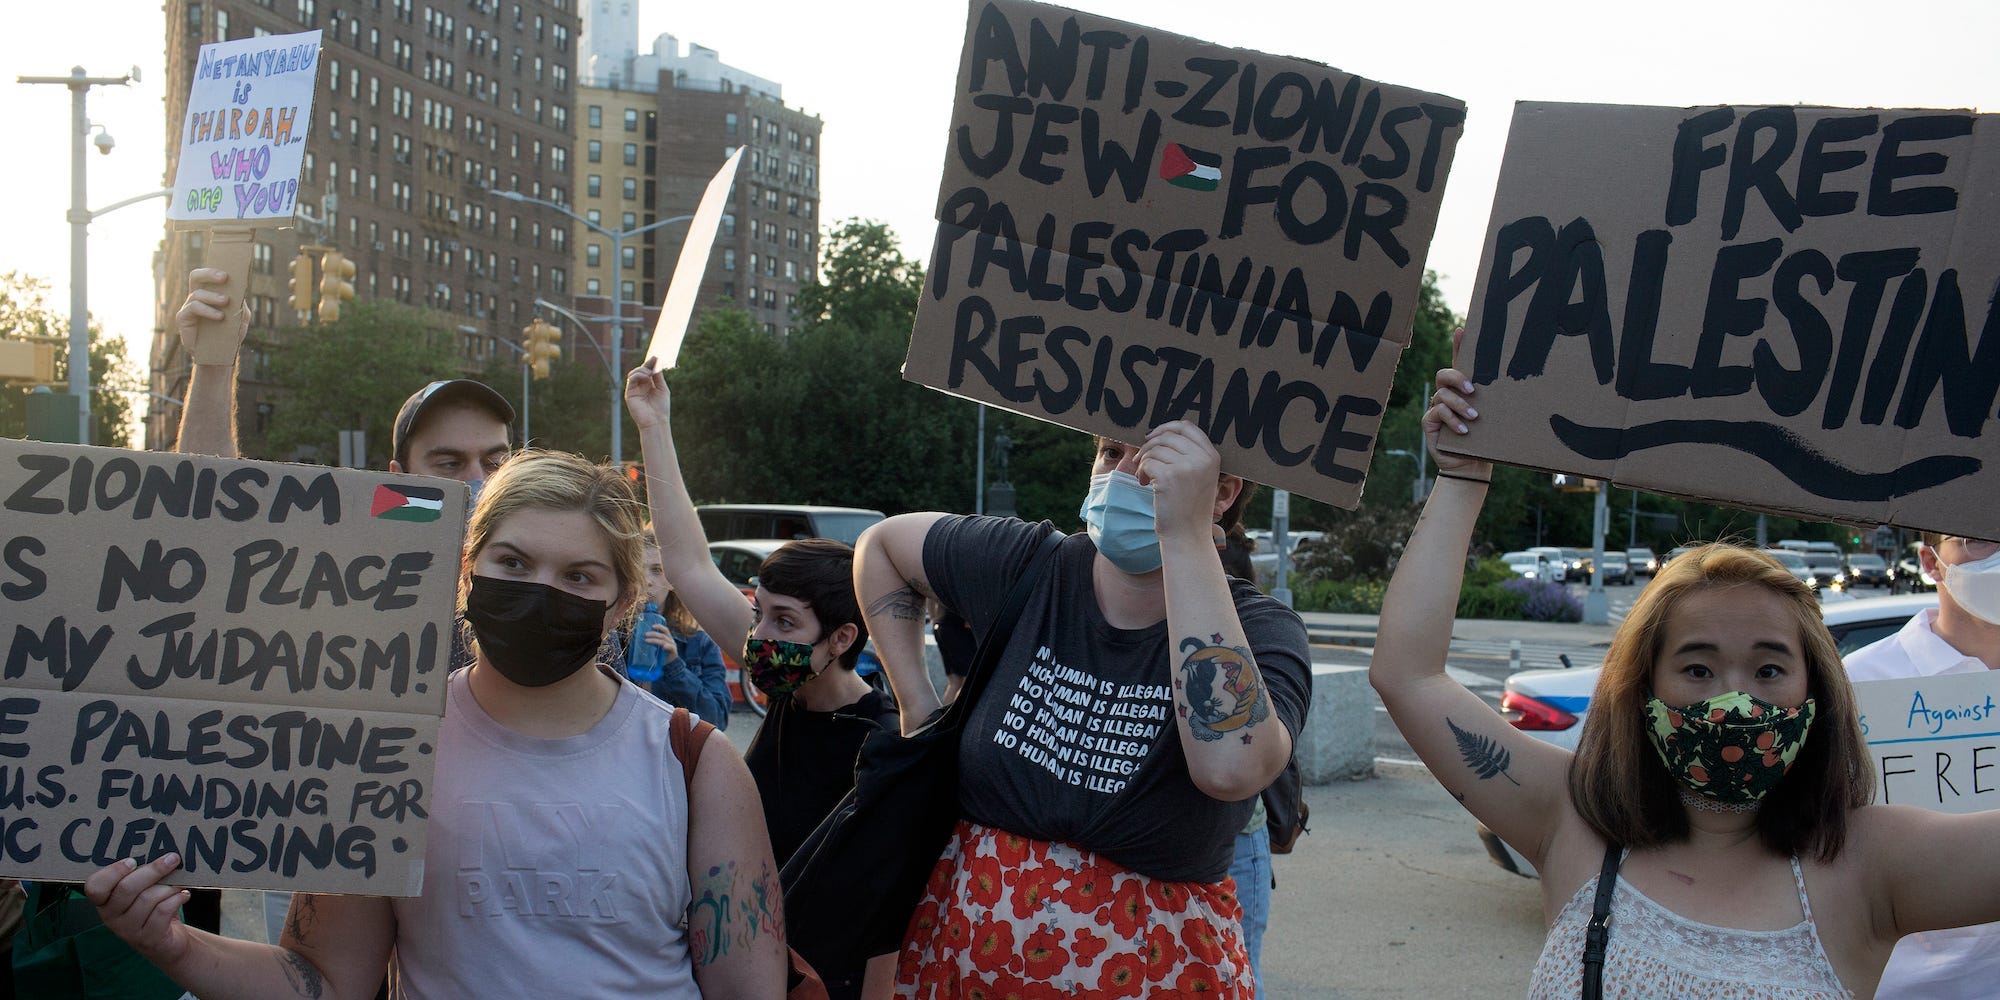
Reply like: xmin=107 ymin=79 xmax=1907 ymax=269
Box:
xmin=1856 ymin=671 xmax=2000 ymax=814
xmin=168 ymin=30 xmax=322 ymax=224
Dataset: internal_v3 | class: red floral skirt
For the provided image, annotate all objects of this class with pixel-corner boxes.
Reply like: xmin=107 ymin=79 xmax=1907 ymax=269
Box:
xmin=896 ymin=820 xmax=1252 ymax=998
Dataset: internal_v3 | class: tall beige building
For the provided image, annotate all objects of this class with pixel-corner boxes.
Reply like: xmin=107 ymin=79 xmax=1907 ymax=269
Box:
xmin=152 ymin=0 xmax=578 ymax=454
xmin=568 ymin=32 xmax=820 ymax=380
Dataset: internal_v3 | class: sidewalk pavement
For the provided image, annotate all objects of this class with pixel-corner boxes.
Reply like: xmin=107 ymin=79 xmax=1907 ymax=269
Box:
xmin=1259 ymin=765 xmax=1548 ymax=997
xmin=1296 ymin=610 xmax=1620 ymax=650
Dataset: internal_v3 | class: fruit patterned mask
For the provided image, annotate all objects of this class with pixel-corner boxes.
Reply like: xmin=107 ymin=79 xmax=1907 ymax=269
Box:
xmin=1644 ymin=690 xmax=1816 ymax=804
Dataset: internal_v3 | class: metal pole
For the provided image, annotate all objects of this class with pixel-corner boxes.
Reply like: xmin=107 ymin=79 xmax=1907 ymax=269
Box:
xmin=1271 ymin=489 xmax=1293 ymax=608
xmin=1628 ymin=489 xmax=1638 ymax=549
xmin=521 ymin=360 xmax=531 ymax=444
xmin=67 ymin=70 xmax=90 ymax=444
xmin=975 ymin=405 xmax=986 ymax=515
xmin=1584 ymin=482 xmax=1610 ymax=625
xmin=610 ymin=229 xmax=623 ymax=467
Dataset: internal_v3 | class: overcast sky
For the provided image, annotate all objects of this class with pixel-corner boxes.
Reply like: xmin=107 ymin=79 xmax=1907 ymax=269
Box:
xmin=4 ymin=0 xmax=1995 ymax=383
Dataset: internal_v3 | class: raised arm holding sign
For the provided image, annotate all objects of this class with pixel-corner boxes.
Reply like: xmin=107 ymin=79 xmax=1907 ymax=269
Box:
xmin=902 ymin=0 xmax=1465 ymax=509
xmin=1371 ymin=356 xmax=2000 ymax=995
xmin=1450 ymin=102 xmax=1999 ymax=540
xmin=166 ymin=31 xmax=323 ymax=371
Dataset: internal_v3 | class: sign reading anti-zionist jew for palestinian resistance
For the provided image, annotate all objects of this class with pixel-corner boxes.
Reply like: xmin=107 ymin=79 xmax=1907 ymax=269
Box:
xmin=1453 ymin=102 xmax=2000 ymax=539
xmin=168 ymin=29 xmax=321 ymax=224
xmin=0 ymin=439 xmax=463 ymax=895
xmin=904 ymin=0 xmax=1465 ymax=507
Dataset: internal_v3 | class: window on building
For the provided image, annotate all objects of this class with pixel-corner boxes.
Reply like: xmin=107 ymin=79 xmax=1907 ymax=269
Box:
xmin=725 ymin=111 xmax=739 ymax=135
xmin=623 ymin=143 xmax=637 ymax=166
xmin=587 ymin=175 xmax=601 ymax=197
xmin=721 ymin=214 xmax=735 ymax=236
xmin=586 ymin=277 xmax=601 ymax=295
xmin=585 ymin=244 xmax=600 ymax=266
xmin=587 ymin=139 xmax=601 ymax=162
xmin=587 ymin=209 xmax=602 ymax=225
xmin=623 ymin=108 xmax=638 ymax=131
xmin=621 ymin=280 xmax=635 ymax=301
xmin=621 ymin=246 xmax=635 ymax=269
xmin=623 ymin=178 xmax=637 ymax=200
xmin=588 ymin=105 xmax=601 ymax=128
xmin=723 ymin=249 xmax=736 ymax=271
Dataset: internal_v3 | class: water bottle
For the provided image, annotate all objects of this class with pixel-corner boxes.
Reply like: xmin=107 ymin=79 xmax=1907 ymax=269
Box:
xmin=627 ymin=602 xmax=667 ymax=684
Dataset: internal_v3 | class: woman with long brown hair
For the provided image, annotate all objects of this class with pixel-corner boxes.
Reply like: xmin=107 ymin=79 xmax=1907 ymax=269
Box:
xmin=1373 ymin=358 xmax=2000 ymax=997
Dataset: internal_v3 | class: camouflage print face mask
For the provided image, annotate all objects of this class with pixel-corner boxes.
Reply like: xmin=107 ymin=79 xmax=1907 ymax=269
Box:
xmin=1644 ymin=691 xmax=1816 ymax=804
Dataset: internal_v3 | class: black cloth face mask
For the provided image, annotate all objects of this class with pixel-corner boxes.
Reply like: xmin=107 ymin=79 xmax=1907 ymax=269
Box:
xmin=463 ymin=575 xmax=610 ymax=687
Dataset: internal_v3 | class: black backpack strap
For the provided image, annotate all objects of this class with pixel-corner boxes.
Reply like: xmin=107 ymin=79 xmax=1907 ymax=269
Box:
xmin=935 ymin=526 xmax=1064 ymax=730
xmin=1581 ymin=841 xmax=1622 ymax=1000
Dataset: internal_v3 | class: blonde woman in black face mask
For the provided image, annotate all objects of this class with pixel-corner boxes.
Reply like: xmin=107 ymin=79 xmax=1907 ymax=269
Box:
xmin=84 ymin=451 xmax=786 ymax=999
xmin=1376 ymin=355 xmax=2000 ymax=998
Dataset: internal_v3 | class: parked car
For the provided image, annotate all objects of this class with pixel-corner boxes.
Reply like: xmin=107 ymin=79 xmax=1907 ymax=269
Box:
xmin=1845 ymin=552 xmax=1890 ymax=589
xmin=709 ymin=538 xmax=788 ymax=594
xmin=1560 ymin=547 xmax=1591 ymax=582
xmin=1802 ymin=551 xmax=1848 ymax=592
xmin=1598 ymin=551 xmax=1630 ymax=586
xmin=1502 ymin=551 xmax=1555 ymax=582
xmin=1480 ymin=592 xmax=1938 ymax=875
xmin=1626 ymin=547 xmax=1659 ymax=577
xmin=1520 ymin=552 xmax=1584 ymax=584
xmin=1767 ymin=549 xmax=1817 ymax=591
xmin=694 ymin=504 xmax=886 ymax=546
xmin=1247 ymin=530 xmax=1325 ymax=587
xmin=1894 ymin=542 xmax=1936 ymax=593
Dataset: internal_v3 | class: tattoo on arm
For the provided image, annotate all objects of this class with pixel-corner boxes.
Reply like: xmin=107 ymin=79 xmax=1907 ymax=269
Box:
xmin=278 ymin=950 xmax=326 ymax=999
xmin=865 ymin=581 xmax=930 ymax=623
xmin=687 ymin=861 xmax=784 ymax=968
xmin=1447 ymin=717 xmax=1520 ymax=785
xmin=1177 ymin=635 xmax=1270 ymax=743
xmin=282 ymin=894 xmax=318 ymax=948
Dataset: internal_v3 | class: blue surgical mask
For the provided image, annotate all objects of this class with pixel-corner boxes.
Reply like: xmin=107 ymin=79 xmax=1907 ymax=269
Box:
xmin=1080 ymin=470 xmax=1162 ymax=574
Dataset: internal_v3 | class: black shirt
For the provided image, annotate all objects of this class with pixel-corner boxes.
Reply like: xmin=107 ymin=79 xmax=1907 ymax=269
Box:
xmin=925 ymin=515 xmax=1311 ymax=882
xmin=742 ymin=686 xmax=896 ymax=868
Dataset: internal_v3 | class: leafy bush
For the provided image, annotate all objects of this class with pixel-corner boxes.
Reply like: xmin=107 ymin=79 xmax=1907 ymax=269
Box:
xmin=1290 ymin=578 xmax=1388 ymax=614
xmin=1458 ymin=581 xmax=1529 ymax=619
xmin=1292 ymin=504 xmax=1422 ymax=585
xmin=1504 ymin=578 xmax=1584 ymax=622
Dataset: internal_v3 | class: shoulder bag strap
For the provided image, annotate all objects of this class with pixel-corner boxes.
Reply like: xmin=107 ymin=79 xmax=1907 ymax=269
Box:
xmin=1580 ymin=841 xmax=1622 ymax=1000
xmin=669 ymin=706 xmax=717 ymax=797
xmin=940 ymin=527 xmax=1065 ymax=728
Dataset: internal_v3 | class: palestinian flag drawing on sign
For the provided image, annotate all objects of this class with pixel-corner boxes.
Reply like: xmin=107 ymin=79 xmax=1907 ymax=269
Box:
xmin=372 ymin=484 xmax=445 ymax=522
xmin=1160 ymin=142 xmax=1222 ymax=191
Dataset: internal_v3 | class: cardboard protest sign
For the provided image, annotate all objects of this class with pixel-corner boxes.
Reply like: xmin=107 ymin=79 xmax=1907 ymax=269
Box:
xmin=167 ymin=30 xmax=321 ymax=225
xmin=0 ymin=439 xmax=461 ymax=895
xmin=1454 ymin=102 xmax=2000 ymax=539
xmin=904 ymin=0 xmax=1465 ymax=508
xmin=1857 ymin=672 xmax=2000 ymax=814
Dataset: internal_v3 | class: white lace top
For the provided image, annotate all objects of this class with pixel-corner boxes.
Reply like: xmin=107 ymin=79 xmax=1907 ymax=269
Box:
xmin=1527 ymin=853 xmax=1851 ymax=999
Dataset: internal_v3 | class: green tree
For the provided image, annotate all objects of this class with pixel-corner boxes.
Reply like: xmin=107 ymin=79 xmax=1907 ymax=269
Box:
xmin=259 ymin=301 xmax=463 ymax=465
xmin=477 ymin=349 xmax=619 ymax=462
xmin=0 ymin=271 xmax=138 ymax=447
xmin=668 ymin=220 xmax=1002 ymax=514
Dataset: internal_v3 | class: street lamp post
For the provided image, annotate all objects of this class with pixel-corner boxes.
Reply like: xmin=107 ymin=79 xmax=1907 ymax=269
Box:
xmin=492 ymin=188 xmax=690 ymax=465
xmin=20 ymin=65 xmax=141 ymax=444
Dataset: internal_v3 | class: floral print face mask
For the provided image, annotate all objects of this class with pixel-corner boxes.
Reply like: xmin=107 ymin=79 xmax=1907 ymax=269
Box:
xmin=1644 ymin=690 xmax=1816 ymax=804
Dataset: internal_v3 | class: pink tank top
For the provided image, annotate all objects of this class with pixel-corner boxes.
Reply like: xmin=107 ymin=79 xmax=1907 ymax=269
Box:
xmin=388 ymin=669 xmax=699 ymax=998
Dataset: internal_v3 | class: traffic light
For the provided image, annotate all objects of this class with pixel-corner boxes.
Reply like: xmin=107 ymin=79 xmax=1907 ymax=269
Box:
xmin=521 ymin=318 xmax=562 ymax=379
xmin=318 ymin=250 xmax=357 ymax=323
xmin=287 ymin=253 xmax=315 ymax=313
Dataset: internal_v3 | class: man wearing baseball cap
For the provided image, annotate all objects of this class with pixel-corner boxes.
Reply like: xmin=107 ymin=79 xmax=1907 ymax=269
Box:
xmin=174 ymin=269 xmax=514 ymax=482
xmin=389 ymin=378 xmax=515 ymax=486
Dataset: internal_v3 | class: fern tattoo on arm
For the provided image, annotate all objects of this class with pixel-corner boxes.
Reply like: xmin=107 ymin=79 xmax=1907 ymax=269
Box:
xmin=1447 ymin=717 xmax=1520 ymax=785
